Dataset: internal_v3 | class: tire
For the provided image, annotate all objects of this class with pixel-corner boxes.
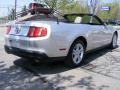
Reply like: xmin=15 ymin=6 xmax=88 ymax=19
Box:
xmin=110 ymin=33 xmax=118 ymax=49
xmin=65 ymin=40 xmax=85 ymax=67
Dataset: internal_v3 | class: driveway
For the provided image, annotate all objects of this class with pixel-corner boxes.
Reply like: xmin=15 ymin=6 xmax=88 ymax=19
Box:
xmin=0 ymin=26 xmax=120 ymax=90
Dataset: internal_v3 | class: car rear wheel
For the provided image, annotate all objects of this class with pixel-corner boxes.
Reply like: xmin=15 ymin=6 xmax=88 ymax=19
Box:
xmin=65 ymin=40 xmax=85 ymax=67
xmin=110 ymin=33 xmax=118 ymax=49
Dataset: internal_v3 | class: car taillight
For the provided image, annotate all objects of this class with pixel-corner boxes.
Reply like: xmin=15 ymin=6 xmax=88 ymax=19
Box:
xmin=28 ymin=27 xmax=47 ymax=37
xmin=6 ymin=26 xmax=11 ymax=34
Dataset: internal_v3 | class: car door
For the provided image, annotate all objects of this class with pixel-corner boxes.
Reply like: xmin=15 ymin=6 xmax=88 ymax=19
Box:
xmin=87 ymin=15 xmax=111 ymax=48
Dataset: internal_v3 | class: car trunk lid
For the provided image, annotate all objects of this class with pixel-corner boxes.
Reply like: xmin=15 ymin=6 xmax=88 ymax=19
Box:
xmin=8 ymin=21 xmax=52 ymax=37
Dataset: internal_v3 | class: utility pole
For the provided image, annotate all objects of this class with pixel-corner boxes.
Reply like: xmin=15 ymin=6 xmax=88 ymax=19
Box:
xmin=14 ymin=0 xmax=17 ymax=19
xmin=7 ymin=7 xmax=10 ymax=20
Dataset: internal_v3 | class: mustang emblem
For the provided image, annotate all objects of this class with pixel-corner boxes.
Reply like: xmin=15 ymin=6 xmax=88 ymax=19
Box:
xmin=15 ymin=27 xmax=21 ymax=34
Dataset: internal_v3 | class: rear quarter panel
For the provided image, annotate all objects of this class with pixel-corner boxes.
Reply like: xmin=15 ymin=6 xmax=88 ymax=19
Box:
xmin=50 ymin=22 xmax=94 ymax=55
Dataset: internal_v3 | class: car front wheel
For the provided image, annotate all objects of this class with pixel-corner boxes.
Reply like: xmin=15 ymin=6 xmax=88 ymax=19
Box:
xmin=65 ymin=40 xmax=85 ymax=67
xmin=110 ymin=33 xmax=118 ymax=49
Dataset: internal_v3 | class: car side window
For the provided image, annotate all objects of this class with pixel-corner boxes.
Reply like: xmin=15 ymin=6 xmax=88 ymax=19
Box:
xmin=67 ymin=15 xmax=91 ymax=24
xmin=66 ymin=15 xmax=78 ymax=23
xmin=91 ymin=16 xmax=102 ymax=25
xmin=82 ymin=15 xmax=103 ymax=25
xmin=82 ymin=15 xmax=91 ymax=24
xmin=64 ymin=14 xmax=104 ymax=25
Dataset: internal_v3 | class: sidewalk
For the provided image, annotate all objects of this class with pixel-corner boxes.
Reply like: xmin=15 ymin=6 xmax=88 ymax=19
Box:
xmin=45 ymin=68 xmax=120 ymax=90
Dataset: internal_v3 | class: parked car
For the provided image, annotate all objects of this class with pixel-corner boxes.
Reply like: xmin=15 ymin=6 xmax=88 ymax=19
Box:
xmin=5 ymin=13 xmax=118 ymax=67
xmin=116 ymin=20 xmax=120 ymax=25
xmin=104 ymin=19 xmax=117 ymax=25
xmin=28 ymin=3 xmax=53 ymax=15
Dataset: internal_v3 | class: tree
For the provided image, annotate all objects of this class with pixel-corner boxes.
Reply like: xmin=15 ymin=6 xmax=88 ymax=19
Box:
xmin=87 ymin=0 xmax=100 ymax=15
xmin=77 ymin=0 xmax=88 ymax=13
xmin=21 ymin=5 xmax=27 ymax=17
xmin=58 ymin=0 xmax=86 ymax=13
xmin=34 ymin=0 xmax=58 ymax=10
xmin=98 ymin=2 xmax=119 ymax=21
xmin=34 ymin=0 xmax=85 ymax=14
xmin=8 ymin=8 xmax=15 ymax=20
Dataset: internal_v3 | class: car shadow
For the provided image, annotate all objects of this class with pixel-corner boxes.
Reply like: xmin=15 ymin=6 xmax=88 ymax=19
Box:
xmin=2 ymin=46 xmax=117 ymax=90
xmin=13 ymin=46 xmax=119 ymax=75
xmin=82 ymin=45 xmax=119 ymax=65
xmin=0 ymin=62 xmax=110 ymax=90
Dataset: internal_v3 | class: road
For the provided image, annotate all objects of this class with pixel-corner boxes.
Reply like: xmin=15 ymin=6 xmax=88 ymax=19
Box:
xmin=0 ymin=26 xmax=120 ymax=90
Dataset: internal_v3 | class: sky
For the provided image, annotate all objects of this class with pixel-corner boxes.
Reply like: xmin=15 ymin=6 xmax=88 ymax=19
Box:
xmin=0 ymin=0 xmax=34 ymax=17
xmin=0 ymin=0 xmax=119 ymax=17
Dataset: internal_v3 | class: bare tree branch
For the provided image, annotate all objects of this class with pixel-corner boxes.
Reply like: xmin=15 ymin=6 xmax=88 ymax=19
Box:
xmin=87 ymin=0 xmax=100 ymax=15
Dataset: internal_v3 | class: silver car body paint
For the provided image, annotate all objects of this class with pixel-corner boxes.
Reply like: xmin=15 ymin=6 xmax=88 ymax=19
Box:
xmin=5 ymin=21 xmax=116 ymax=57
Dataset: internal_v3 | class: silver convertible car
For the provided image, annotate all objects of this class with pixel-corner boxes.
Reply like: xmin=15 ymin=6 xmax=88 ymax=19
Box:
xmin=5 ymin=13 xmax=118 ymax=67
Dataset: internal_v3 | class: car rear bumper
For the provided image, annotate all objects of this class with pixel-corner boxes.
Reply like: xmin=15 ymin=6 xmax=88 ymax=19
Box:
xmin=5 ymin=45 xmax=49 ymax=60
xmin=4 ymin=45 xmax=66 ymax=61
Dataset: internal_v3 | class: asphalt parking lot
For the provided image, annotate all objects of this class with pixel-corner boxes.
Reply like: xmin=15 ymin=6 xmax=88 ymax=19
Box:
xmin=0 ymin=26 xmax=120 ymax=90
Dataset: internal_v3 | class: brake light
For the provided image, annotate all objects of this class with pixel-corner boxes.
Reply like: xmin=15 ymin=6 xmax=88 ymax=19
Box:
xmin=6 ymin=26 xmax=11 ymax=34
xmin=28 ymin=27 xmax=47 ymax=37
